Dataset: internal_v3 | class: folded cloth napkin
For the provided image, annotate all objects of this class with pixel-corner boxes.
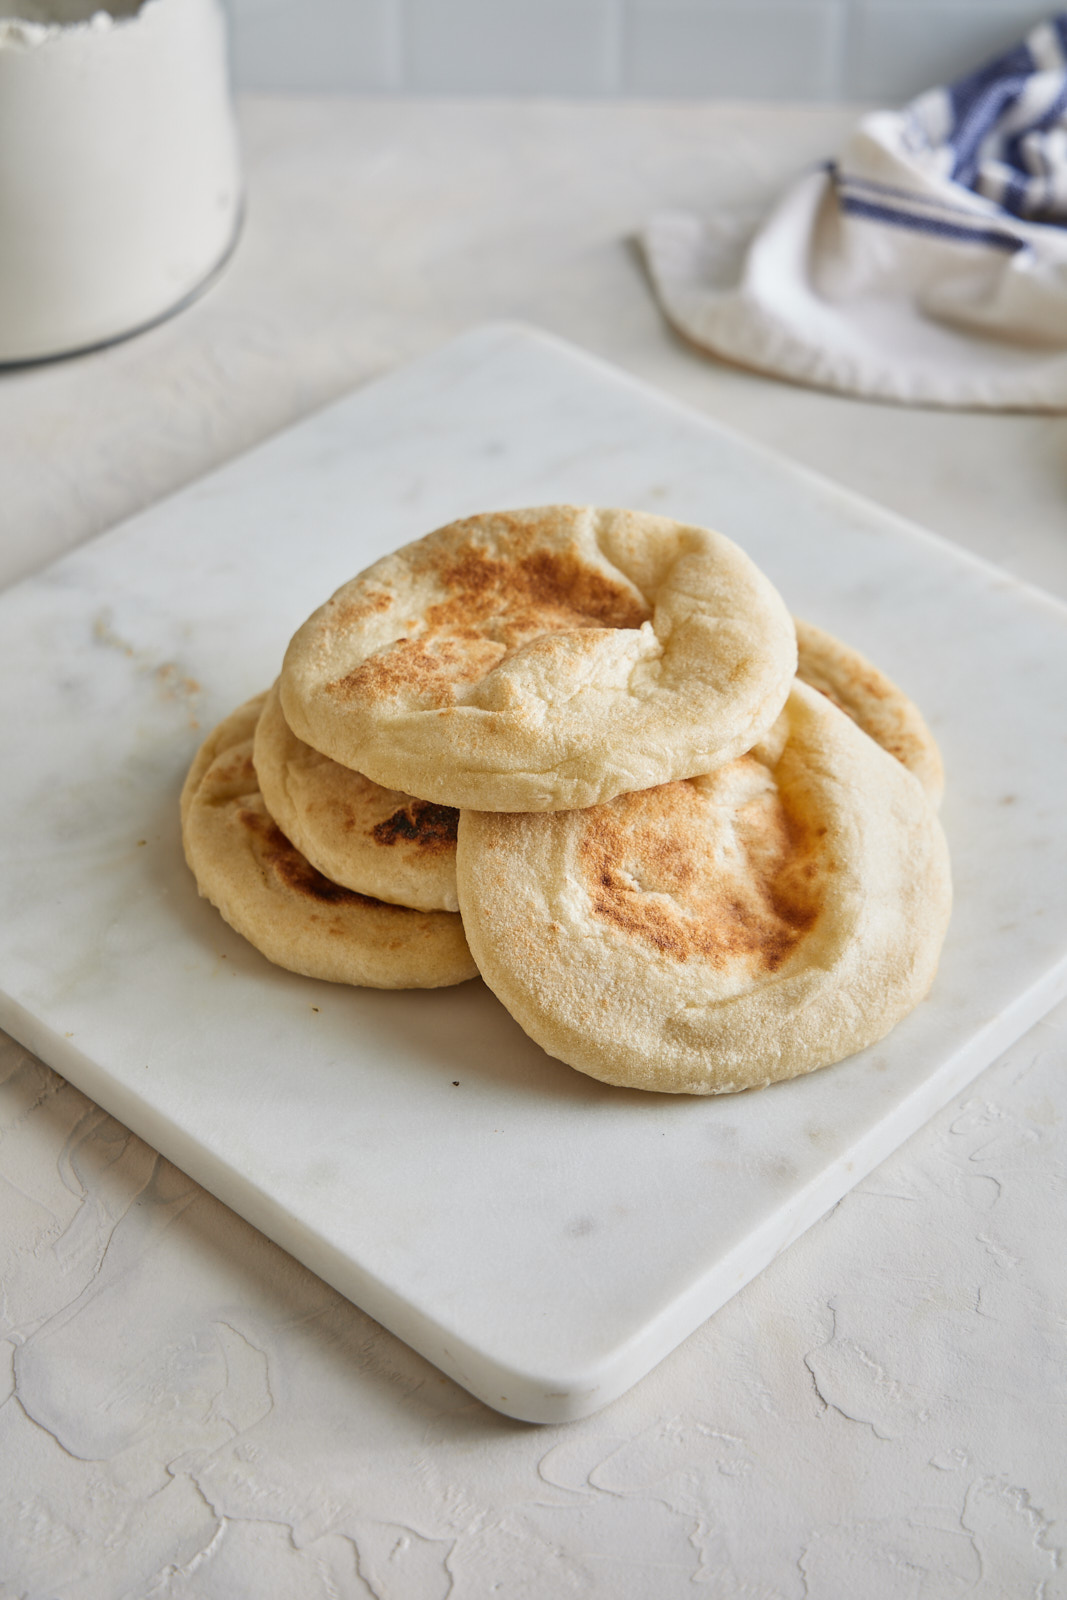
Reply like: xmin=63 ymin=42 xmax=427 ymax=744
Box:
xmin=643 ymin=15 xmax=1067 ymax=408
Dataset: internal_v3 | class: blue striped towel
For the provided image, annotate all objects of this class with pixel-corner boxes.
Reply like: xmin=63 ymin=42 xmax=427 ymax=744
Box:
xmin=836 ymin=14 xmax=1067 ymax=244
xmin=644 ymin=16 xmax=1067 ymax=408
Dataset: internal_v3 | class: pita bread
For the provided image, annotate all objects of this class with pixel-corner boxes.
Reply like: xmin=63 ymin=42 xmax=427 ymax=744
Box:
xmin=182 ymin=697 xmax=476 ymax=989
xmin=253 ymin=681 xmax=459 ymax=912
xmin=280 ymin=505 xmax=797 ymax=812
xmin=795 ymin=619 xmax=944 ymax=805
xmin=457 ymin=682 xmax=951 ymax=1094
xmin=179 ymin=694 xmax=261 ymax=829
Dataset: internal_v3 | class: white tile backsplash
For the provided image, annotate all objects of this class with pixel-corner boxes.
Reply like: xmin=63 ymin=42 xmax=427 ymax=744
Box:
xmin=623 ymin=1 xmax=843 ymax=99
xmin=404 ymin=0 xmax=617 ymax=93
xmin=844 ymin=3 xmax=1053 ymax=101
xmin=229 ymin=0 xmax=401 ymax=91
xmin=225 ymin=0 xmax=1058 ymax=100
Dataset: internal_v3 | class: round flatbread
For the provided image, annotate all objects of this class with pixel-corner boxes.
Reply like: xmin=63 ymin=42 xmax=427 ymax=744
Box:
xmin=179 ymin=694 xmax=261 ymax=829
xmin=795 ymin=619 xmax=944 ymax=805
xmin=279 ymin=505 xmax=797 ymax=812
xmin=182 ymin=697 xmax=476 ymax=989
xmin=253 ymin=681 xmax=459 ymax=912
xmin=457 ymin=682 xmax=951 ymax=1094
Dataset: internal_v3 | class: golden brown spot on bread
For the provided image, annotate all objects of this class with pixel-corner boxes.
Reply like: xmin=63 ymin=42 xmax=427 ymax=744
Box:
xmin=579 ymin=763 xmax=820 ymax=973
xmin=332 ymin=588 xmax=393 ymax=630
xmin=427 ymin=542 xmax=649 ymax=637
xmin=237 ymin=804 xmax=383 ymax=908
xmin=854 ymin=667 xmax=891 ymax=701
xmin=811 ymin=683 xmax=846 ymax=715
xmin=329 ymin=535 xmax=651 ymax=707
xmin=334 ymin=634 xmax=508 ymax=706
xmin=810 ymin=681 xmax=919 ymax=774
xmin=216 ymin=750 xmax=257 ymax=785
xmin=372 ymin=800 xmax=459 ymax=853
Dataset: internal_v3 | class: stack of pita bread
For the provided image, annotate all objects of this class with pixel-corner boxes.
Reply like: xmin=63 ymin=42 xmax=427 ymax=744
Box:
xmin=181 ymin=506 xmax=950 ymax=1095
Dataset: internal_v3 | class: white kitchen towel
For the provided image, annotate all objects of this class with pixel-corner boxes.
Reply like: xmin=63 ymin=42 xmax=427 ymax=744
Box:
xmin=643 ymin=15 xmax=1067 ymax=408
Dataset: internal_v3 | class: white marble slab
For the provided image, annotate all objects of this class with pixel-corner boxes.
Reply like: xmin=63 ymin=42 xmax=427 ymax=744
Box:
xmin=1 ymin=322 xmax=1065 ymax=1424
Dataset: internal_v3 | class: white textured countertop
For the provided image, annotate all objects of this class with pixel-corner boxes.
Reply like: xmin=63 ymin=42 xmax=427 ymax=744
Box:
xmin=1 ymin=96 xmax=1065 ymax=1597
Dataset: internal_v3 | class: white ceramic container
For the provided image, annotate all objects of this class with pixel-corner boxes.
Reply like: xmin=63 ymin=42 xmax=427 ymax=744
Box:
xmin=0 ymin=0 xmax=241 ymax=363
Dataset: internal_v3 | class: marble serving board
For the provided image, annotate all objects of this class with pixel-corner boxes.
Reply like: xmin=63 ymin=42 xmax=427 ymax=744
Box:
xmin=2 ymin=323 xmax=1066 ymax=1425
